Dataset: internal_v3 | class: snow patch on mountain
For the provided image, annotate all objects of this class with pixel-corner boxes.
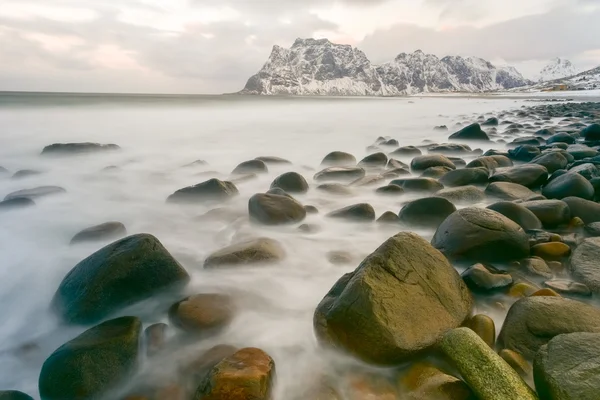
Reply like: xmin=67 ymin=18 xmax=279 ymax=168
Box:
xmin=538 ymin=58 xmax=577 ymax=82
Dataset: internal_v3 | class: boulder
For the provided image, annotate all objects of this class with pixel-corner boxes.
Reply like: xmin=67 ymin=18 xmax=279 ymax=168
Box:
xmin=509 ymin=136 xmax=541 ymax=146
xmin=377 ymin=211 xmax=400 ymax=225
xmin=438 ymin=328 xmax=538 ymax=400
xmin=523 ymin=257 xmax=554 ymax=279
xmin=348 ymin=174 xmax=385 ymax=187
xmin=194 ymin=347 xmax=275 ymax=400
xmin=439 ymin=167 xmax=489 ymax=187
xmin=520 ymin=200 xmax=571 ymax=228
xmin=544 ymin=280 xmax=591 ymax=297
xmin=375 ymin=184 xmax=404 ymax=195
xmin=420 ymin=166 xmax=453 ymax=179
xmin=270 ymin=172 xmax=309 ymax=194
xmin=449 ymin=123 xmax=490 ymax=141
xmin=534 ymin=333 xmax=600 ymax=400
xmin=41 ymin=142 xmax=120 ymax=155
xmin=398 ymin=197 xmax=456 ymax=229
xmin=70 ymin=221 xmax=127 ymax=244
xmin=401 ymin=362 xmax=473 ymax=400
xmin=381 ymin=138 xmax=399 ymax=146
xmin=38 ymin=316 xmax=141 ymax=400
xmin=436 ymin=186 xmax=486 ymax=204
xmin=231 ymin=160 xmax=267 ymax=175
xmin=169 ymin=293 xmax=235 ymax=333
xmin=358 ymin=152 xmax=387 ymax=168
xmin=0 ymin=197 xmax=35 ymax=210
xmin=487 ymin=202 xmax=542 ymax=230
xmin=314 ymin=232 xmax=472 ymax=365
xmin=390 ymin=146 xmax=421 ymax=156
xmin=327 ymin=203 xmax=375 ymax=222
xmin=466 ymin=155 xmax=512 ymax=171
xmin=248 ymin=193 xmax=306 ymax=225
xmin=145 ymin=323 xmax=167 ymax=357
xmin=390 ymin=178 xmax=444 ymax=193
xmin=461 ymin=263 xmax=513 ymax=293
xmin=569 ymin=162 xmax=599 ymax=180
xmin=12 ymin=169 xmax=42 ymax=179
xmin=316 ymin=183 xmax=353 ymax=196
xmin=427 ymin=143 xmax=472 ymax=154
xmin=485 ymin=182 xmax=538 ymax=201
xmin=410 ymin=155 xmax=456 ymax=172
xmin=0 ymin=392 xmax=34 ymax=400
xmin=168 ymin=179 xmax=239 ymax=203
xmin=532 ymin=152 xmax=568 ymax=173
xmin=569 ymin=237 xmax=600 ymax=295
xmin=321 ymin=151 xmax=356 ymax=166
xmin=562 ymin=196 xmax=600 ymax=223
xmin=531 ymin=242 xmax=571 ymax=260
xmin=567 ymin=144 xmax=598 ymax=159
xmin=313 ymin=167 xmax=365 ymax=183
xmin=431 ymin=208 xmax=530 ymax=262
xmin=547 ymin=132 xmax=575 ymax=145
xmin=490 ymin=164 xmax=548 ymax=188
xmin=542 ymin=172 xmax=594 ymax=200
xmin=387 ymin=158 xmax=409 ymax=169
xmin=508 ymin=145 xmax=541 ymax=162
xmin=4 ymin=186 xmax=65 ymax=201
xmin=498 ymin=296 xmax=600 ymax=359
xmin=581 ymin=123 xmax=600 ymax=141
xmin=53 ymin=234 xmax=188 ymax=324
xmin=466 ymin=314 xmax=496 ymax=348
xmin=254 ymin=156 xmax=291 ymax=164
xmin=482 ymin=117 xmax=499 ymax=126
xmin=204 ymin=238 xmax=285 ymax=268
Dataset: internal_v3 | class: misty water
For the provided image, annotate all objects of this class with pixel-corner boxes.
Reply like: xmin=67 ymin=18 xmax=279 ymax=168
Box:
xmin=0 ymin=92 xmax=585 ymax=398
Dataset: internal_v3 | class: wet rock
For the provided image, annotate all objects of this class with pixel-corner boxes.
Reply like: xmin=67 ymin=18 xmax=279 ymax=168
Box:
xmin=436 ymin=185 xmax=486 ymax=204
xmin=41 ymin=142 xmax=120 ymax=155
xmin=4 ymin=186 xmax=65 ymax=201
xmin=420 ymin=166 xmax=453 ymax=179
xmin=569 ymin=162 xmax=599 ymax=180
xmin=439 ymin=167 xmax=489 ymax=187
xmin=39 ymin=316 xmax=141 ymax=400
xmin=204 ymin=238 xmax=285 ymax=268
xmin=544 ymin=280 xmax=592 ymax=297
xmin=532 ymin=152 xmax=568 ymax=173
xmin=522 ymin=257 xmax=553 ymax=279
xmin=461 ymin=263 xmax=513 ymax=293
xmin=401 ymin=362 xmax=473 ymax=400
xmin=508 ymin=145 xmax=541 ymax=162
xmin=145 ymin=323 xmax=167 ymax=357
xmin=231 ymin=159 xmax=268 ymax=175
xmin=375 ymin=184 xmax=404 ymax=195
xmin=567 ymin=144 xmax=598 ymax=159
xmin=194 ymin=347 xmax=275 ymax=400
xmin=547 ymin=132 xmax=575 ymax=145
xmin=381 ymin=138 xmax=399 ymax=146
xmin=377 ymin=211 xmax=400 ymax=225
xmin=432 ymin=208 xmax=529 ymax=263
xmin=542 ymin=172 xmax=594 ymax=200
xmin=509 ymin=136 xmax=541 ymax=146
xmin=298 ymin=223 xmax=320 ymax=234
xmin=390 ymin=146 xmax=421 ymax=156
xmin=387 ymin=158 xmax=409 ymax=169
xmin=348 ymin=174 xmax=385 ymax=187
xmin=499 ymin=349 xmax=531 ymax=377
xmin=358 ymin=152 xmax=387 ymax=168
xmin=313 ymin=167 xmax=365 ymax=183
xmin=304 ymin=205 xmax=318 ymax=214
xmin=179 ymin=344 xmax=239 ymax=392
xmin=434 ymin=125 xmax=448 ymax=131
xmin=399 ymin=197 xmax=456 ymax=229
xmin=509 ymin=282 xmax=539 ymax=298
xmin=581 ymin=123 xmax=600 ymax=141
xmin=569 ymin=237 xmax=600 ymax=295
xmin=53 ymin=234 xmax=189 ymax=324
xmin=321 ymin=151 xmax=356 ymax=166
xmin=12 ymin=169 xmax=42 ymax=179
xmin=0 ymin=197 xmax=35 ymax=210
xmin=466 ymin=155 xmax=513 ymax=171
xmin=70 ymin=221 xmax=127 ymax=245
xmin=410 ymin=154 xmax=456 ymax=172
xmin=531 ymin=242 xmax=571 ymax=260
xmin=254 ymin=156 xmax=291 ymax=164
xmin=438 ymin=328 xmax=537 ymax=400
xmin=427 ymin=143 xmax=472 ymax=154
xmin=0 ymin=391 xmax=34 ymax=400
xmin=482 ymin=117 xmax=499 ymax=126
xmin=534 ymin=332 xmax=600 ymax=400
xmin=270 ymin=172 xmax=309 ymax=194
xmin=562 ymin=196 xmax=600 ymax=223
xmin=521 ymin=199 xmax=571 ymax=228
xmin=448 ymin=156 xmax=467 ymax=167
xmin=486 ymin=182 xmax=538 ymax=201
xmin=168 ymin=179 xmax=239 ymax=203
xmin=169 ymin=293 xmax=235 ymax=334
xmin=490 ymin=164 xmax=548 ymax=188
xmin=466 ymin=314 xmax=496 ymax=348
xmin=344 ymin=373 xmax=397 ymax=400
xmin=498 ymin=296 xmax=600 ymax=359
xmin=390 ymin=178 xmax=444 ymax=193
xmin=487 ymin=202 xmax=542 ymax=230
xmin=316 ymin=183 xmax=353 ymax=196
xmin=327 ymin=203 xmax=375 ymax=222
xmin=449 ymin=123 xmax=490 ymax=141
xmin=314 ymin=232 xmax=472 ymax=365
xmin=248 ymin=193 xmax=306 ymax=225
xmin=327 ymin=251 xmax=354 ymax=265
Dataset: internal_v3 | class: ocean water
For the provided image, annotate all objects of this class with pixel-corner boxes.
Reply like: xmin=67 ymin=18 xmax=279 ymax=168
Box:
xmin=0 ymin=92 xmax=577 ymax=398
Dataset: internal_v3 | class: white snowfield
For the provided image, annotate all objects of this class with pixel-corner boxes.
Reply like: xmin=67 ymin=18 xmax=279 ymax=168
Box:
xmin=538 ymin=58 xmax=577 ymax=82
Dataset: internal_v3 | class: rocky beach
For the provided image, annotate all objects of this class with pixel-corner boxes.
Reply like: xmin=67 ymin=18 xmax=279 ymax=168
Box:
xmin=1 ymin=94 xmax=600 ymax=399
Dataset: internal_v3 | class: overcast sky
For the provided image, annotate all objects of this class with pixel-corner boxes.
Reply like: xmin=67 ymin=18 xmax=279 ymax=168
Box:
xmin=1 ymin=0 xmax=599 ymax=94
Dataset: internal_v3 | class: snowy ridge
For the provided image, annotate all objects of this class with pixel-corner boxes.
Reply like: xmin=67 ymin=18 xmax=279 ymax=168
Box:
xmin=538 ymin=58 xmax=577 ymax=82
xmin=240 ymin=38 xmax=531 ymax=96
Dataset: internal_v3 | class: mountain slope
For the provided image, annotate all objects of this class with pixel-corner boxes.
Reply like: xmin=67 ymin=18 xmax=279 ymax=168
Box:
xmin=538 ymin=58 xmax=577 ymax=82
xmin=240 ymin=38 xmax=530 ymax=96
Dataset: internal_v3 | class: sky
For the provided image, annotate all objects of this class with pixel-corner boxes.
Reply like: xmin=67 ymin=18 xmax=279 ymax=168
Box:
xmin=1 ymin=0 xmax=599 ymax=94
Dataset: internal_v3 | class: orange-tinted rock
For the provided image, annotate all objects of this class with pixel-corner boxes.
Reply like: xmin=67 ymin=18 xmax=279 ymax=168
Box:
xmin=145 ymin=323 xmax=167 ymax=357
xmin=530 ymin=288 xmax=561 ymax=297
xmin=169 ymin=294 xmax=235 ymax=333
xmin=508 ymin=282 xmax=538 ymax=298
xmin=466 ymin=314 xmax=496 ymax=348
xmin=345 ymin=373 xmax=398 ymax=400
xmin=531 ymin=242 xmax=571 ymax=259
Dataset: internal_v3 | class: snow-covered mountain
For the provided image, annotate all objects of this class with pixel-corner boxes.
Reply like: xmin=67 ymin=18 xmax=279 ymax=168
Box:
xmin=538 ymin=58 xmax=577 ymax=82
xmin=240 ymin=38 xmax=530 ymax=96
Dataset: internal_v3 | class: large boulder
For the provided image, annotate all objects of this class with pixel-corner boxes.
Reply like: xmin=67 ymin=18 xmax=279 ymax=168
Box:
xmin=420 ymin=166 xmax=453 ymax=179
xmin=547 ymin=132 xmax=576 ymax=145
xmin=168 ymin=179 xmax=239 ymax=203
xmin=569 ymin=237 xmax=600 ymax=295
xmin=321 ymin=151 xmax=356 ymax=166
xmin=248 ymin=193 xmax=306 ymax=225
xmin=70 ymin=221 xmax=127 ymax=245
xmin=431 ymin=208 xmax=529 ymax=262
xmin=231 ymin=159 xmax=268 ymax=175
xmin=390 ymin=178 xmax=444 ymax=193
xmin=427 ymin=143 xmax=472 ymax=154
xmin=498 ymin=296 xmax=600 ymax=359
xmin=562 ymin=196 xmax=600 ymax=223
xmin=410 ymin=155 xmax=456 ymax=172
xmin=398 ymin=197 xmax=456 ymax=229
xmin=327 ymin=203 xmax=375 ymax=222
xmin=194 ymin=347 xmax=275 ymax=400
xmin=313 ymin=167 xmax=365 ymax=183
xmin=358 ymin=152 xmax=388 ymax=168
xmin=542 ymin=172 xmax=594 ymax=200
xmin=532 ymin=152 xmax=569 ymax=173
xmin=270 ymin=172 xmax=309 ymax=194
xmin=169 ymin=293 xmax=235 ymax=333
xmin=534 ymin=332 xmax=600 ymax=400
xmin=0 ymin=197 xmax=35 ymax=210
xmin=53 ymin=234 xmax=189 ymax=324
xmin=390 ymin=146 xmax=421 ymax=156
xmin=316 ymin=183 xmax=353 ymax=196
xmin=436 ymin=186 xmax=486 ymax=204
xmin=490 ymin=164 xmax=548 ymax=188
xmin=487 ymin=202 xmax=542 ymax=231
xmin=449 ymin=123 xmax=489 ymax=141
xmin=41 ymin=142 xmax=120 ymax=155
xmin=314 ymin=232 xmax=473 ymax=365
xmin=439 ymin=167 xmax=489 ymax=187
xmin=581 ymin=123 xmax=600 ymax=141
xmin=4 ymin=186 xmax=66 ymax=201
xmin=204 ymin=238 xmax=285 ymax=268
xmin=466 ymin=155 xmax=512 ymax=171
xmin=520 ymin=200 xmax=571 ymax=228
xmin=567 ymin=144 xmax=598 ymax=160
xmin=38 ymin=316 xmax=141 ymax=400
xmin=509 ymin=145 xmax=541 ymax=162
xmin=0 ymin=392 xmax=34 ymax=400
xmin=438 ymin=328 xmax=537 ymax=400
